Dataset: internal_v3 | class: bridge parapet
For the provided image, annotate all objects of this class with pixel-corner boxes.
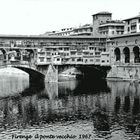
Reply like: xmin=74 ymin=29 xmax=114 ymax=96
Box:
xmin=0 ymin=60 xmax=37 ymax=70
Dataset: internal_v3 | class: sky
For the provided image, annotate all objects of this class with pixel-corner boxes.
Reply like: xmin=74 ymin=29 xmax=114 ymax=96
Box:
xmin=0 ymin=0 xmax=140 ymax=35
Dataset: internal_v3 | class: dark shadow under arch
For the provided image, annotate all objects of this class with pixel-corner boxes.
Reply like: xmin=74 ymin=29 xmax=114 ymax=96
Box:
xmin=13 ymin=66 xmax=45 ymax=84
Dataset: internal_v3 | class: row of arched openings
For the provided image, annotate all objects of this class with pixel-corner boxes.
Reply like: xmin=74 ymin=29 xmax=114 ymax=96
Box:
xmin=114 ymin=46 xmax=140 ymax=63
xmin=0 ymin=49 xmax=35 ymax=62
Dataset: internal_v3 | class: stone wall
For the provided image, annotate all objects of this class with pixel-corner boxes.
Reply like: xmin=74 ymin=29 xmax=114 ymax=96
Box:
xmin=107 ymin=65 xmax=140 ymax=81
xmin=111 ymin=34 xmax=140 ymax=46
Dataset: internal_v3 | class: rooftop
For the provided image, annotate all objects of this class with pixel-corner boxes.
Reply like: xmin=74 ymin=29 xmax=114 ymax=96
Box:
xmin=0 ymin=34 xmax=106 ymax=39
xmin=101 ymin=20 xmax=124 ymax=24
xmin=73 ymin=24 xmax=93 ymax=30
xmin=92 ymin=11 xmax=112 ymax=16
xmin=123 ymin=15 xmax=140 ymax=21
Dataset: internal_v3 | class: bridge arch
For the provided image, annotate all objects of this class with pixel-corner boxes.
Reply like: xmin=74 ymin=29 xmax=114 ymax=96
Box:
xmin=133 ymin=46 xmax=140 ymax=63
xmin=123 ymin=47 xmax=130 ymax=63
xmin=114 ymin=47 xmax=121 ymax=61
xmin=8 ymin=50 xmax=17 ymax=61
xmin=14 ymin=66 xmax=45 ymax=84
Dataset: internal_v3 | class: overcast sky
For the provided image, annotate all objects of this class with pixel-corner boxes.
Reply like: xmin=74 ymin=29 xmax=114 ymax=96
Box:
xmin=0 ymin=0 xmax=140 ymax=35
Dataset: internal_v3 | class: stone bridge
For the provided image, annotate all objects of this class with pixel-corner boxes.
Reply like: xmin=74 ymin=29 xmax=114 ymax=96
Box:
xmin=0 ymin=60 xmax=111 ymax=83
xmin=0 ymin=35 xmax=111 ymax=82
xmin=0 ymin=61 xmax=58 ymax=83
xmin=58 ymin=64 xmax=111 ymax=80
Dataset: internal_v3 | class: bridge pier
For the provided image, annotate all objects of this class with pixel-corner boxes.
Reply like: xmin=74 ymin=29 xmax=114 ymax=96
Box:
xmin=45 ymin=64 xmax=58 ymax=83
xmin=37 ymin=64 xmax=58 ymax=83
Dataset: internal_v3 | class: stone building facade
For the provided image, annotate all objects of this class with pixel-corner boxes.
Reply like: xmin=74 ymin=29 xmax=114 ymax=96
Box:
xmin=107 ymin=32 xmax=140 ymax=80
xmin=124 ymin=14 xmax=140 ymax=34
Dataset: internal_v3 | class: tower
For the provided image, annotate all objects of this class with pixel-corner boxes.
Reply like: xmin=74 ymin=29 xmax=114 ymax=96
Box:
xmin=92 ymin=11 xmax=112 ymax=36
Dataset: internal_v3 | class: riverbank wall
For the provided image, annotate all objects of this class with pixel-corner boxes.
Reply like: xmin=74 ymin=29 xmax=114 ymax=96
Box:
xmin=107 ymin=65 xmax=140 ymax=81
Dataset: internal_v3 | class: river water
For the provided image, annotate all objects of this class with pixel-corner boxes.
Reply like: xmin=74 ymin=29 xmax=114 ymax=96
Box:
xmin=0 ymin=76 xmax=140 ymax=140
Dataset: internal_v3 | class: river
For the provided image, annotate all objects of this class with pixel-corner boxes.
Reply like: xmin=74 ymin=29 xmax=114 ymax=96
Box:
xmin=0 ymin=76 xmax=140 ymax=140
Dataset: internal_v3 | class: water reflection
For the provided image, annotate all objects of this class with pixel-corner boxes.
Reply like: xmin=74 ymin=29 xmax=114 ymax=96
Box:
xmin=133 ymin=97 xmax=140 ymax=115
xmin=114 ymin=96 xmax=121 ymax=113
xmin=0 ymin=75 xmax=29 ymax=98
xmin=123 ymin=96 xmax=130 ymax=113
xmin=1 ymin=79 xmax=140 ymax=139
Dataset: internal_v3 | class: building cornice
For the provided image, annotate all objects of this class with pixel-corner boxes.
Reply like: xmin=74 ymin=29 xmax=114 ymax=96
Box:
xmin=110 ymin=32 xmax=140 ymax=39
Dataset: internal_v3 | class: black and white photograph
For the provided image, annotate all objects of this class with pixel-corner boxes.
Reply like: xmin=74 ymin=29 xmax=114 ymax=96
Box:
xmin=0 ymin=0 xmax=140 ymax=139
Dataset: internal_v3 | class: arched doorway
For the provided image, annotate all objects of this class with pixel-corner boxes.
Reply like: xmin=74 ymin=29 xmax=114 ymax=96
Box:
xmin=123 ymin=47 xmax=130 ymax=63
xmin=133 ymin=46 xmax=140 ymax=63
xmin=114 ymin=48 xmax=121 ymax=61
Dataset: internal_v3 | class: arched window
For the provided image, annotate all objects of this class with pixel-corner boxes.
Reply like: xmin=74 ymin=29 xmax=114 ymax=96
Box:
xmin=0 ymin=49 xmax=7 ymax=60
xmin=123 ymin=47 xmax=130 ymax=63
xmin=114 ymin=48 xmax=121 ymax=61
xmin=133 ymin=46 xmax=140 ymax=63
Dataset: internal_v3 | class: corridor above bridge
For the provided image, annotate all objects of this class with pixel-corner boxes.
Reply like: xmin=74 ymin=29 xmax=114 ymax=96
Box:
xmin=0 ymin=35 xmax=110 ymax=66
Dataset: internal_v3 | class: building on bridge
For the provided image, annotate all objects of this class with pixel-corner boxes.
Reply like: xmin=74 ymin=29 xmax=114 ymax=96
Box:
xmin=36 ymin=36 xmax=110 ymax=66
xmin=0 ymin=35 xmax=110 ymax=67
